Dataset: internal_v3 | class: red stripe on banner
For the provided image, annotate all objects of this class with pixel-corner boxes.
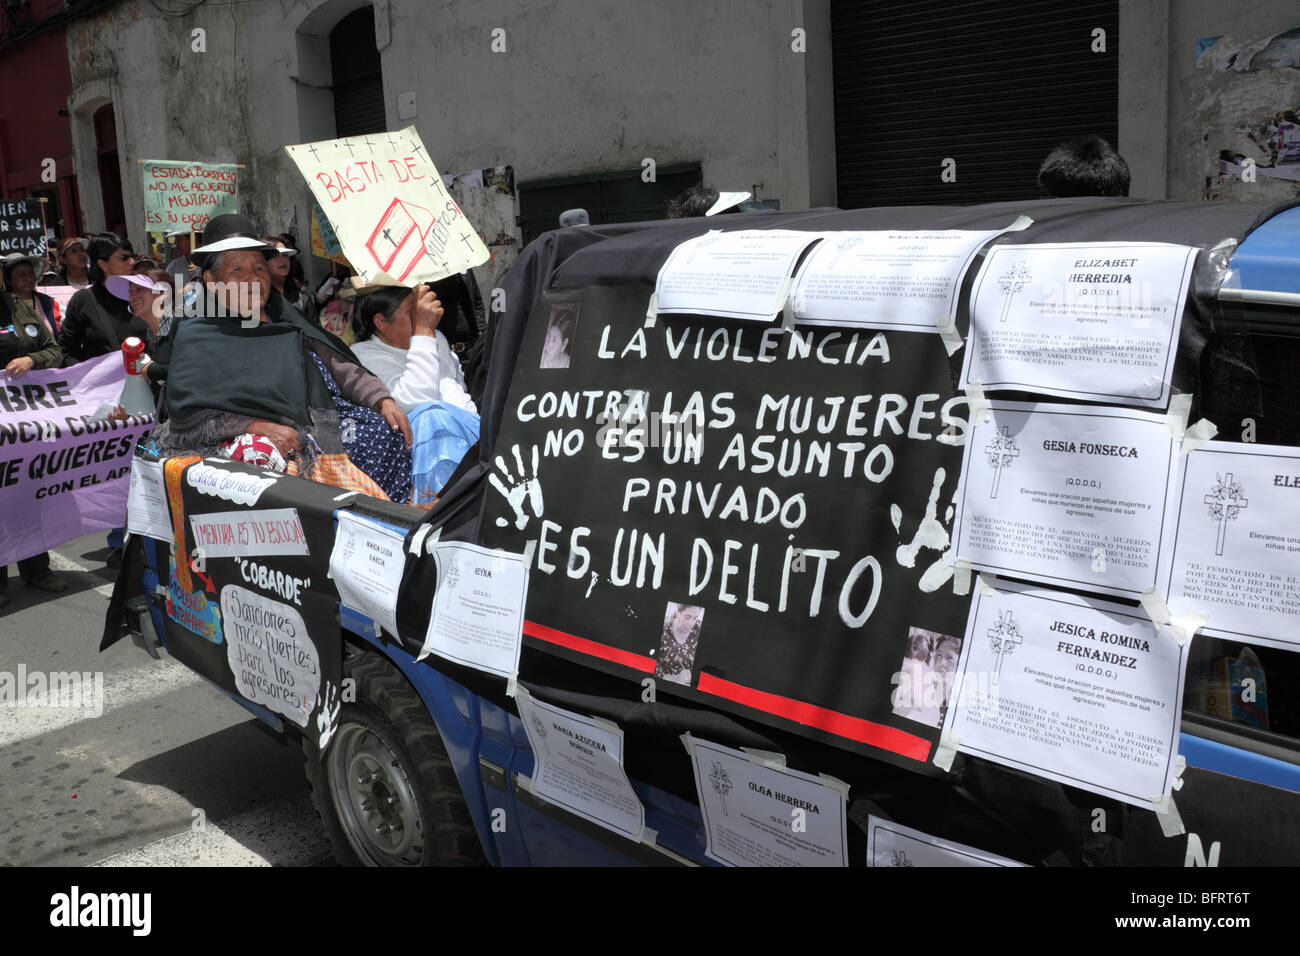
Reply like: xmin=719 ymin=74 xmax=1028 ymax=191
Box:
xmin=696 ymin=672 xmax=932 ymax=762
xmin=523 ymin=620 xmax=656 ymax=673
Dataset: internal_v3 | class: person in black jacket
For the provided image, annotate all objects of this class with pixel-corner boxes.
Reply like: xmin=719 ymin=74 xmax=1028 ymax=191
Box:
xmin=57 ymin=233 xmax=146 ymax=566
xmin=58 ymin=232 xmax=148 ymax=366
xmin=0 ymin=285 xmax=68 ymax=604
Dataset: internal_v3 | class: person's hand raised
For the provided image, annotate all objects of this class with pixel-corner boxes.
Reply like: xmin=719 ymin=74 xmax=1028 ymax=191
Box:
xmin=410 ymin=286 xmax=443 ymax=337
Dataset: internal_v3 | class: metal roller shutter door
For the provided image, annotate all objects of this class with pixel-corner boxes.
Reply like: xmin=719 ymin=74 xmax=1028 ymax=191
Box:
xmin=832 ymin=0 xmax=1119 ymax=207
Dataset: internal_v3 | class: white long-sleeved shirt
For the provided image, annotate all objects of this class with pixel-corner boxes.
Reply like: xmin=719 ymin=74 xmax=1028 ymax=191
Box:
xmin=352 ymin=332 xmax=478 ymax=415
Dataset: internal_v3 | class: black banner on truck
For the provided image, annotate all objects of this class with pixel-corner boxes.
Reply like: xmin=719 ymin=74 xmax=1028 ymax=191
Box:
xmin=482 ymin=285 xmax=975 ymax=768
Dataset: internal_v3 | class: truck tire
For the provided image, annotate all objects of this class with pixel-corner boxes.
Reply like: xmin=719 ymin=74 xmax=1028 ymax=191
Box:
xmin=303 ymin=646 xmax=485 ymax=866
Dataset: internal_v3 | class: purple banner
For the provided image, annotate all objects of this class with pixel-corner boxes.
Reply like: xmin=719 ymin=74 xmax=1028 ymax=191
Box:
xmin=0 ymin=354 xmax=154 ymax=566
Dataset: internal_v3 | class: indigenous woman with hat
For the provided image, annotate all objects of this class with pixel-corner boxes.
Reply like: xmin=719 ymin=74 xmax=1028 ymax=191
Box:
xmin=155 ymin=215 xmax=414 ymax=502
xmin=57 ymin=232 xmax=148 ymax=366
xmin=0 ymin=259 xmax=68 ymax=606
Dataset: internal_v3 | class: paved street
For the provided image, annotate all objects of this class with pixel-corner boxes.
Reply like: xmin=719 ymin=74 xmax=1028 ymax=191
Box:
xmin=0 ymin=532 xmax=334 ymax=866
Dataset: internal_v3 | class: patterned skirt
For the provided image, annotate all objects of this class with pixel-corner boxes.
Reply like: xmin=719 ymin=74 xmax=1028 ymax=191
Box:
xmin=308 ymin=352 xmax=413 ymax=503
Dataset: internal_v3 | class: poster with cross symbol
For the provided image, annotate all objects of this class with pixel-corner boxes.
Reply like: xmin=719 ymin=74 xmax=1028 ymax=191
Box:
xmin=1203 ymin=472 xmax=1248 ymax=556
xmin=1156 ymin=441 xmax=1300 ymax=651
xmin=985 ymin=425 xmax=1020 ymax=499
xmin=285 ymin=125 xmax=489 ymax=286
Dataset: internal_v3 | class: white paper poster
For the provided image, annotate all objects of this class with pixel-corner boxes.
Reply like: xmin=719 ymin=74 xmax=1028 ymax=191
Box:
xmin=126 ymin=458 xmax=172 ymax=542
xmin=515 ymin=688 xmax=645 ymax=841
xmin=938 ymin=580 xmax=1187 ymax=808
xmin=221 ymin=584 xmax=321 ymax=729
xmin=189 ymin=508 xmax=309 ymax=559
xmin=960 ymin=242 xmax=1197 ymax=407
xmin=655 ymin=229 xmax=822 ymax=321
xmin=865 ymin=816 xmax=1027 ymax=867
xmin=951 ymin=401 xmax=1178 ymax=597
xmin=683 ymin=735 xmax=848 ymax=867
xmin=419 ymin=540 xmax=527 ymax=679
xmin=1157 ymin=441 xmax=1300 ymax=650
xmin=329 ymin=512 xmax=406 ymax=639
xmin=790 ymin=226 xmax=1013 ymax=332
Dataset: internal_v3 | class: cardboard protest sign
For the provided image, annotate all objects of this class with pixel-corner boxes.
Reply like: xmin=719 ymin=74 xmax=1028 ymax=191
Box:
xmin=310 ymin=203 xmax=349 ymax=265
xmin=0 ymin=353 xmax=153 ymax=566
xmin=0 ymin=198 xmax=48 ymax=256
xmin=141 ymin=160 xmax=240 ymax=233
xmin=285 ymin=126 xmax=489 ymax=286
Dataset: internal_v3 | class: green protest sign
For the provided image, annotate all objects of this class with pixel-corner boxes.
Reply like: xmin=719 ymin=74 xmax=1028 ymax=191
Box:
xmin=141 ymin=160 xmax=240 ymax=233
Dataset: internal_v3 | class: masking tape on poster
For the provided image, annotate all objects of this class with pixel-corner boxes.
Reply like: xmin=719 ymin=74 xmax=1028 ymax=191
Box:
xmin=933 ymin=729 xmax=961 ymax=772
xmin=936 ymin=314 xmax=963 ymax=356
xmin=1152 ymin=792 xmax=1185 ymax=837
xmin=1138 ymin=586 xmax=1207 ymax=646
xmin=742 ymin=747 xmax=787 ymax=771
xmin=952 ymin=558 xmax=972 ymax=596
xmin=964 ymin=381 xmax=991 ymax=427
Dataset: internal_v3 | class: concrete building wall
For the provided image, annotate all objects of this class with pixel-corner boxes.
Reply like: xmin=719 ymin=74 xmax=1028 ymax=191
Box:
xmin=1122 ymin=0 xmax=1299 ymax=202
xmin=65 ymin=0 xmax=828 ymax=273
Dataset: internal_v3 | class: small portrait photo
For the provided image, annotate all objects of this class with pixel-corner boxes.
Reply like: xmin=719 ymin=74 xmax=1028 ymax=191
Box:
xmin=654 ymin=601 xmax=705 ymax=686
xmin=540 ymin=303 xmax=579 ymax=369
xmin=891 ymin=627 xmax=963 ymax=728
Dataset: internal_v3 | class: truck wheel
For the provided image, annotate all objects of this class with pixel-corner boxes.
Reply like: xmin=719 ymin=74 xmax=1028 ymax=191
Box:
xmin=303 ymin=647 xmax=484 ymax=866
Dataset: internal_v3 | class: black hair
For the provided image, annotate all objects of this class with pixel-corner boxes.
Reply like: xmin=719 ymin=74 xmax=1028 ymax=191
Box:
xmin=666 ymin=184 xmax=720 ymax=219
xmin=352 ymin=286 xmax=413 ymax=341
xmin=2 ymin=256 xmax=38 ymax=284
xmin=1037 ymin=136 xmax=1131 ymax=198
xmin=86 ymin=232 xmax=134 ymax=284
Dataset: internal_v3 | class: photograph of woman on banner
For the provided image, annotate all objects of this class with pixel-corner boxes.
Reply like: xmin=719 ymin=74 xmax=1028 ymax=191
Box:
xmin=891 ymin=628 xmax=963 ymax=728
xmin=539 ymin=303 xmax=577 ymax=369
xmin=655 ymin=602 xmax=705 ymax=686
xmin=153 ymin=214 xmax=414 ymax=502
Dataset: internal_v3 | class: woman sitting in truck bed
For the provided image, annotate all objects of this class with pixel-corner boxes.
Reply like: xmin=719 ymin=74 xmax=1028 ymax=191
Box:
xmin=151 ymin=215 xmax=414 ymax=502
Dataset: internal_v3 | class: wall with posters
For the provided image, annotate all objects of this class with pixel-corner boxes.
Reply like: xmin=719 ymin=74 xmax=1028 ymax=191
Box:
xmin=64 ymin=0 xmax=832 ymax=279
xmin=1120 ymin=0 xmax=1300 ymax=201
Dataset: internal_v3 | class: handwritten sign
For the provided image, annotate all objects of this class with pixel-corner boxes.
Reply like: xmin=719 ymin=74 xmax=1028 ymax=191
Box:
xmin=310 ymin=203 xmax=349 ymax=265
xmin=189 ymin=507 xmax=309 ymax=559
xmin=285 ymin=126 xmax=489 ymax=285
xmin=186 ymin=461 xmax=278 ymax=505
xmin=141 ymin=160 xmax=240 ymax=233
xmin=221 ymin=584 xmax=321 ymax=728
xmin=0 ymin=199 xmax=47 ymax=256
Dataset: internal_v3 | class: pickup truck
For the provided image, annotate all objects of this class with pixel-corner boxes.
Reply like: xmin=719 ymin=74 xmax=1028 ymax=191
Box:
xmin=108 ymin=196 xmax=1300 ymax=866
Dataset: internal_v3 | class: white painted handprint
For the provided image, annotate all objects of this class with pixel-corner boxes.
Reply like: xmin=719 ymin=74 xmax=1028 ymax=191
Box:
xmin=490 ymin=443 xmax=545 ymax=530
xmin=316 ymin=682 xmax=341 ymax=751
